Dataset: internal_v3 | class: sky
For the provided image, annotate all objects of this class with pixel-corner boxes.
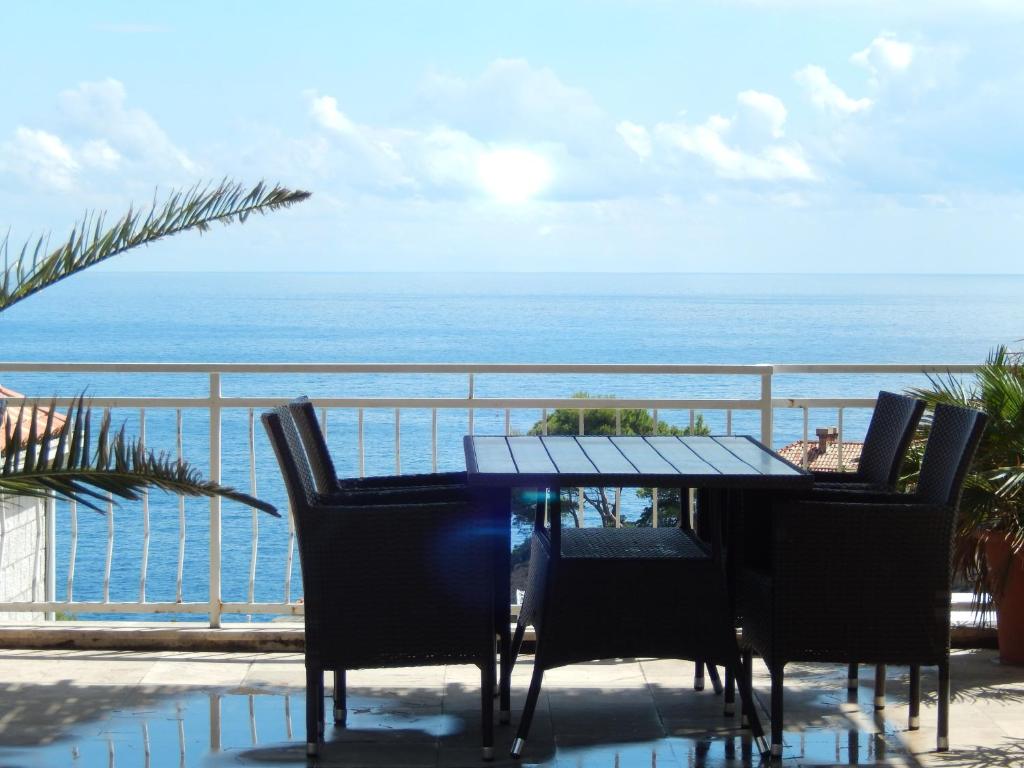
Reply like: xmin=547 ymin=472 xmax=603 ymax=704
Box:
xmin=1 ymin=1 xmax=1022 ymax=273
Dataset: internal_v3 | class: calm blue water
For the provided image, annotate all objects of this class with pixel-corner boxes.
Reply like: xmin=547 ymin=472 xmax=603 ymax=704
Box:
xmin=1 ymin=272 xmax=1020 ymax=618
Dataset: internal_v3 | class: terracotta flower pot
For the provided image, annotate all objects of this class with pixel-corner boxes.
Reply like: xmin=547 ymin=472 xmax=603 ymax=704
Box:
xmin=985 ymin=533 xmax=1024 ymax=665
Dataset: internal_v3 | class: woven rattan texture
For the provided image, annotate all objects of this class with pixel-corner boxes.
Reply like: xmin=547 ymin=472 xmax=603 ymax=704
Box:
xmin=286 ymin=393 xmax=466 ymax=495
xmin=287 ymin=398 xmax=340 ymax=495
xmin=917 ymin=403 xmax=988 ymax=505
xmin=523 ymin=527 xmax=736 ymax=669
xmin=739 ymin=500 xmax=954 ymax=665
xmin=853 ymin=391 xmax=926 ymax=488
xmin=739 ymin=402 xmax=986 ymax=667
xmin=262 ymin=408 xmax=494 ymax=669
xmin=560 ymin=527 xmax=710 ymax=559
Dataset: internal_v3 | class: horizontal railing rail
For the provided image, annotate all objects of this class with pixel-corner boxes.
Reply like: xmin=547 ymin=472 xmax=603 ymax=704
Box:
xmin=0 ymin=361 xmax=979 ymax=627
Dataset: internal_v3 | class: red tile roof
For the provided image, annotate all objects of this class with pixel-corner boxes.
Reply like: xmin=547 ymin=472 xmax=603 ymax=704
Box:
xmin=0 ymin=386 xmax=68 ymax=454
xmin=778 ymin=439 xmax=863 ymax=472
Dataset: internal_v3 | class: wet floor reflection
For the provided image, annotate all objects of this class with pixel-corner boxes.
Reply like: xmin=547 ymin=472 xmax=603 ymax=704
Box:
xmin=0 ymin=684 xmax=927 ymax=767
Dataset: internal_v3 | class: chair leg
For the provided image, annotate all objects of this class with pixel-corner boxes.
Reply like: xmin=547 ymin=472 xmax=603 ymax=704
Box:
xmin=770 ymin=662 xmax=785 ymax=759
xmin=724 ymin=663 xmax=736 ymax=715
xmin=693 ymin=657 xmax=705 ymax=691
xmin=306 ymin=665 xmax=322 ymax=757
xmin=510 ymin=664 xmax=546 ymax=760
xmin=874 ymin=664 xmax=887 ymax=710
xmin=503 ymin=622 xmax=529 ymax=725
xmin=732 ymin=654 xmax=767 ymax=756
xmin=908 ymin=665 xmax=921 ymax=730
xmin=707 ymin=662 xmax=724 ymax=694
xmin=937 ymin=658 xmax=950 ymax=751
xmin=481 ymin=643 xmax=496 ymax=761
xmin=848 ymin=662 xmax=859 ymax=691
xmin=510 ymin=622 xmax=527 ymax=666
xmin=499 ymin=622 xmax=512 ymax=724
xmin=333 ymin=670 xmax=346 ymax=725
xmin=318 ymin=670 xmax=326 ymax=737
xmin=740 ymin=649 xmax=752 ymax=727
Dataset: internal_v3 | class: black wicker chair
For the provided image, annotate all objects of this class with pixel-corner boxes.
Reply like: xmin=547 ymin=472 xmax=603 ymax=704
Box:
xmin=262 ymin=407 xmax=498 ymax=760
xmin=509 ymin=491 xmax=769 ymax=759
xmin=738 ymin=402 xmax=987 ymax=758
xmin=287 ymin=397 xmax=514 ymax=726
xmin=807 ymin=391 xmax=925 ymax=692
xmin=288 ymin=396 xmax=466 ymax=495
xmin=811 ymin=391 xmax=925 ymax=493
xmin=702 ymin=392 xmax=926 ymax=696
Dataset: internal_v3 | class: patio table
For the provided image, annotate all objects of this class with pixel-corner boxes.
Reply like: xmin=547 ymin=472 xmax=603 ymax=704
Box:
xmin=463 ymin=433 xmax=813 ymax=740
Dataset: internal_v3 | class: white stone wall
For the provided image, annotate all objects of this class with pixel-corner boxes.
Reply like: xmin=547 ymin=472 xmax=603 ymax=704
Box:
xmin=0 ymin=495 xmax=47 ymax=621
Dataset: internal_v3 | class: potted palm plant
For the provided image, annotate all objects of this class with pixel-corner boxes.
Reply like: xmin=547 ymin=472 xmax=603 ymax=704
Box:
xmin=1 ymin=179 xmax=308 ymax=515
xmin=909 ymin=346 xmax=1024 ymax=663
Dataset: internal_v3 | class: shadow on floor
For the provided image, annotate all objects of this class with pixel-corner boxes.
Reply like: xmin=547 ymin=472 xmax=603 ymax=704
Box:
xmin=0 ymin=672 xmax=938 ymax=768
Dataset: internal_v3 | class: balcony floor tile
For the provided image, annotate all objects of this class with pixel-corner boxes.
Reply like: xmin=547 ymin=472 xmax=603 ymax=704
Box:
xmin=0 ymin=648 xmax=1021 ymax=766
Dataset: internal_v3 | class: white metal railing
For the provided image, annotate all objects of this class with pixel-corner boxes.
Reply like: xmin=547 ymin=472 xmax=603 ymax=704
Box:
xmin=0 ymin=361 xmax=977 ymax=626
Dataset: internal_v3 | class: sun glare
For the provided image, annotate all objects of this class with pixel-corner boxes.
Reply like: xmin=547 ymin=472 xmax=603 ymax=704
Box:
xmin=477 ymin=148 xmax=552 ymax=204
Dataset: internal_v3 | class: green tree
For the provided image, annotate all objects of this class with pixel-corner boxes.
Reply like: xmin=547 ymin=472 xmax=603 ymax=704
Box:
xmin=519 ymin=392 xmax=709 ymax=529
xmin=0 ymin=179 xmax=309 ymax=513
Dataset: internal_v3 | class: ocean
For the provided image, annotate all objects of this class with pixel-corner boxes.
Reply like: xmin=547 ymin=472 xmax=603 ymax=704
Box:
xmin=0 ymin=271 xmax=1020 ymax=617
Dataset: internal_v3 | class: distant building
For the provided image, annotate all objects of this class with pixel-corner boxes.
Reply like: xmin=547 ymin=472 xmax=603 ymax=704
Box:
xmin=777 ymin=426 xmax=863 ymax=473
xmin=0 ymin=386 xmax=65 ymax=620
xmin=0 ymin=385 xmax=67 ymax=453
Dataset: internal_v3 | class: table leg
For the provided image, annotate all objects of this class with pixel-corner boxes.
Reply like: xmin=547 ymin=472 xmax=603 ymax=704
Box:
xmin=491 ymin=486 xmax=513 ymax=723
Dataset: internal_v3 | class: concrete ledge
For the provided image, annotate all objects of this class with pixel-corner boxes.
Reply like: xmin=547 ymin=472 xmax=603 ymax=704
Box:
xmin=952 ymin=624 xmax=998 ymax=649
xmin=0 ymin=619 xmax=995 ymax=654
xmin=0 ymin=621 xmax=306 ymax=652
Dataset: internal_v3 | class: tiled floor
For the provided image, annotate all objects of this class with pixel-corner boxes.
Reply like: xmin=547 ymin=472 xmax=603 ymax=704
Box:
xmin=0 ymin=648 xmax=1022 ymax=766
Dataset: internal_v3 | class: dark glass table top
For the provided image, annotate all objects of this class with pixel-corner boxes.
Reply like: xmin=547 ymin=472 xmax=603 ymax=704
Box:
xmin=464 ymin=434 xmax=812 ymax=490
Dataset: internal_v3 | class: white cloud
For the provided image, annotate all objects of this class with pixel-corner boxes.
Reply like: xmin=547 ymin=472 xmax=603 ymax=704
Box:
xmin=303 ymin=90 xmax=415 ymax=192
xmin=477 ymin=148 xmax=552 ymax=203
xmin=852 ymin=33 xmax=914 ymax=76
xmin=418 ymin=58 xmax=607 ymax=148
xmin=737 ymin=91 xmax=787 ymax=138
xmin=58 ymin=78 xmax=199 ymax=174
xmin=308 ymin=94 xmax=358 ymax=136
xmin=795 ymin=65 xmax=873 ymax=115
xmin=0 ymin=130 xmax=122 ymax=192
xmin=79 ymin=139 xmax=122 ymax=171
xmin=770 ymin=191 xmax=810 ymax=207
xmin=657 ymin=113 xmax=815 ymax=181
xmin=653 ymin=91 xmax=812 ymax=182
xmin=303 ymin=62 xmax=654 ymax=203
xmin=0 ymin=126 xmax=80 ymax=191
xmin=616 ymin=121 xmax=652 ymax=159
xmin=415 ymin=127 xmax=485 ymax=190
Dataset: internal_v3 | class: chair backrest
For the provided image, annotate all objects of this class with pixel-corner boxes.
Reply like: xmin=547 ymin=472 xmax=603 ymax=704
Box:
xmin=261 ymin=407 xmax=318 ymax=513
xmin=855 ymin=391 xmax=927 ymax=487
xmin=915 ymin=402 xmax=988 ymax=506
xmin=287 ymin=396 xmax=338 ymax=495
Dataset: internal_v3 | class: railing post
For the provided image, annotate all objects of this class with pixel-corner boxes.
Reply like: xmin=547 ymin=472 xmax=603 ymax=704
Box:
xmin=44 ymin=495 xmax=56 ymax=621
xmin=209 ymin=372 xmax=222 ymax=628
xmin=760 ymin=368 xmax=773 ymax=447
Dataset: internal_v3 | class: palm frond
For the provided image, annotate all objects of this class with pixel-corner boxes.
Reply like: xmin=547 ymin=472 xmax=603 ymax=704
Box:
xmin=906 ymin=344 xmax=1024 ymax=611
xmin=0 ymin=179 xmax=310 ymax=312
xmin=0 ymin=397 xmax=277 ymax=516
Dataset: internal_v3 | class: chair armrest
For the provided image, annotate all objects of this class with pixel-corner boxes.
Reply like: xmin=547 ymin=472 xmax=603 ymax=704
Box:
xmin=338 ymin=471 xmax=466 ymax=491
xmin=322 ymin=483 xmax=472 ymax=506
xmin=296 ymin=498 xmax=495 ymax=612
xmin=772 ymin=498 xmax=952 ymax=548
xmin=810 ymin=470 xmax=861 ymax=482
xmin=803 ymin=488 xmax=908 ymax=504
xmin=766 ymin=499 xmax=955 ymax=603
